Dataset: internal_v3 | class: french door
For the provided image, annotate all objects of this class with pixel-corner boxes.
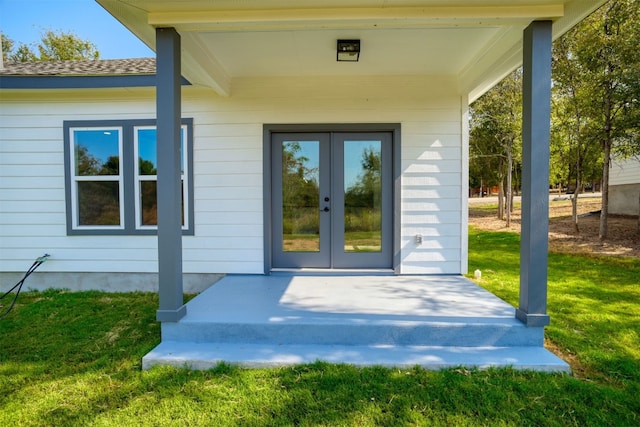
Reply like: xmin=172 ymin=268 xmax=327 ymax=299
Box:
xmin=271 ymin=132 xmax=393 ymax=269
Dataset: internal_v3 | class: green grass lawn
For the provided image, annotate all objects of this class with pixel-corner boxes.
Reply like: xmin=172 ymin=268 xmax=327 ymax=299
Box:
xmin=1 ymin=228 xmax=638 ymax=426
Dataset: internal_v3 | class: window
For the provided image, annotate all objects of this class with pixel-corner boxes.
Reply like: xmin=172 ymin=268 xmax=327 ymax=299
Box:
xmin=70 ymin=127 xmax=124 ymax=228
xmin=134 ymin=126 xmax=188 ymax=229
xmin=64 ymin=119 xmax=193 ymax=235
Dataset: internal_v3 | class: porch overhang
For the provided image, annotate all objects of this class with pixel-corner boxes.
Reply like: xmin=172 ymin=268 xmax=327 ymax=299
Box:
xmin=97 ymin=0 xmax=605 ymax=100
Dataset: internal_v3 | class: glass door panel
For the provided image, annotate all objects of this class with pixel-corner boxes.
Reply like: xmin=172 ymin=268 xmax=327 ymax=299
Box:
xmin=332 ymin=132 xmax=392 ymax=269
xmin=281 ymin=141 xmax=320 ymax=252
xmin=272 ymin=133 xmax=331 ymax=268
xmin=343 ymin=140 xmax=382 ymax=253
xmin=271 ymin=131 xmax=392 ymax=270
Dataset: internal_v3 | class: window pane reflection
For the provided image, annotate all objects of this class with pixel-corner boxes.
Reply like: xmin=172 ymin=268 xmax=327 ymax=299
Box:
xmin=77 ymin=181 xmax=120 ymax=225
xmin=281 ymin=141 xmax=320 ymax=252
xmin=140 ymin=180 xmax=185 ymax=226
xmin=137 ymin=128 xmax=185 ymax=175
xmin=73 ymin=129 xmax=120 ymax=176
xmin=344 ymin=140 xmax=382 ymax=252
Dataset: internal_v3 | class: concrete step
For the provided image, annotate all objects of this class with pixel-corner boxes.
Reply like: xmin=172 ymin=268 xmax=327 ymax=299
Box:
xmin=161 ymin=317 xmax=543 ymax=347
xmin=142 ymin=341 xmax=570 ymax=372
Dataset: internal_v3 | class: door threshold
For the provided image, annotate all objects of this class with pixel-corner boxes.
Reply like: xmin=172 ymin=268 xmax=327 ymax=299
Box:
xmin=270 ymin=268 xmax=396 ymax=276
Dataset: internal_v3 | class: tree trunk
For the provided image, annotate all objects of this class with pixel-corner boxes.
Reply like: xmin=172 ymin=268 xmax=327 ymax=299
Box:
xmin=599 ymin=141 xmax=611 ymax=240
xmin=572 ymin=150 xmax=582 ymax=234
xmin=571 ymin=181 xmax=581 ymax=234
xmin=506 ymin=149 xmax=513 ymax=227
xmin=498 ymin=180 xmax=505 ymax=220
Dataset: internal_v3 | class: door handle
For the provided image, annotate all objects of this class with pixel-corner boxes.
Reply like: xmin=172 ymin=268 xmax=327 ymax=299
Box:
xmin=322 ymin=206 xmax=330 ymax=212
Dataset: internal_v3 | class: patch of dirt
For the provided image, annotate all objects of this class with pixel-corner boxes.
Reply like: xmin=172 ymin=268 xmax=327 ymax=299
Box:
xmin=469 ymin=195 xmax=640 ymax=258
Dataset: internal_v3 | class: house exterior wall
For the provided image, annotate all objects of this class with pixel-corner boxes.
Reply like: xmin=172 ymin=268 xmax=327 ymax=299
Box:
xmin=609 ymin=158 xmax=640 ymax=216
xmin=0 ymin=75 xmax=465 ymax=290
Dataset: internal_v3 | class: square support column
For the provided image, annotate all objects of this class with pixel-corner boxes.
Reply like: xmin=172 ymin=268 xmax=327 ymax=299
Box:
xmin=156 ymin=27 xmax=186 ymax=322
xmin=517 ymin=21 xmax=552 ymax=327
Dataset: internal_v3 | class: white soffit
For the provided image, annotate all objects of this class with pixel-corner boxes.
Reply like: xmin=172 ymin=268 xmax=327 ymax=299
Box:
xmin=97 ymin=1 xmax=607 ymax=98
xmin=195 ymin=27 xmax=501 ymax=77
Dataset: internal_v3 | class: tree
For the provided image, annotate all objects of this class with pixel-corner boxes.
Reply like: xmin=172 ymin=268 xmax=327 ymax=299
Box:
xmin=552 ymin=35 xmax=603 ymax=233
xmin=554 ymin=0 xmax=640 ymax=240
xmin=470 ymin=69 xmax=522 ymax=226
xmin=345 ymin=147 xmax=383 ymax=233
xmin=281 ymin=143 xmax=320 ymax=236
xmin=1 ymin=34 xmax=14 ymax=61
xmin=2 ymin=30 xmax=99 ymax=62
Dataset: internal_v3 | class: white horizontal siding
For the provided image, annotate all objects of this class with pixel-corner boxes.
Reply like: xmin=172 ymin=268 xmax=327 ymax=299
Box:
xmin=193 ymin=225 xmax=263 ymax=238
xmin=0 ymin=200 xmax=66 ymax=213
xmin=0 ymin=91 xmax=161 ymax=273
xmin=1 ymin=74 xmax=465 ymax=277
xmin=610 ymin=158 xmax=640 ymax=186
xmin=401 ymin=224 xmax=463 ymax=237
xmin=1 ymin=164 xmax=62 ymax=178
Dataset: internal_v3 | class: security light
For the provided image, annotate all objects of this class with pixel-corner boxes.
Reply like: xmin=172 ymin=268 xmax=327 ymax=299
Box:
xmin=337 ymin=40 xmax=360 ymax=62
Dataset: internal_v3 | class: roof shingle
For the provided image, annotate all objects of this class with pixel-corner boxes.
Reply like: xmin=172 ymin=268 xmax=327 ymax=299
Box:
xmin=0 ymin=58 xmax=156 ymax=76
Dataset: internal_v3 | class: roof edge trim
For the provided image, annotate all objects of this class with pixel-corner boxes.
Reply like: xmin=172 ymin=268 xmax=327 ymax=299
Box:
xmin=0 ymin=74 xmax=190 ymax=89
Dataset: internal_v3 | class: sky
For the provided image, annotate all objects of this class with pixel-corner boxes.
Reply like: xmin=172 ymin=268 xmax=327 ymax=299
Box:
xmin=0 ymin=0 xmax=154 ymax=59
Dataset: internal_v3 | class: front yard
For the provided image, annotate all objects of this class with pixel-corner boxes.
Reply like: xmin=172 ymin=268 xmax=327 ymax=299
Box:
xmin=0 ymin=225 xmax=638 ymax=425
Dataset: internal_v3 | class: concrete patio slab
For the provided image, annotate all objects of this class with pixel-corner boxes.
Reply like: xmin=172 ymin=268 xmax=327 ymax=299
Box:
xmin=144 ymin=275 xmax=569 ymax=372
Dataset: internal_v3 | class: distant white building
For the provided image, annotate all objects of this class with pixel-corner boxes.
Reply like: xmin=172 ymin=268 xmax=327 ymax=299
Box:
xmin=610 ymin=158 xmax=640 ymax=216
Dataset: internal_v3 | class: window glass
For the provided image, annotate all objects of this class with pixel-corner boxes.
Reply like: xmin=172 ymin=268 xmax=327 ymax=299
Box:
xmin=137 ymin=128 xmax=158 ymax=175
xmin=137 ymin=128 xmax=185 ymax=175
xmin=77 ymin=181 xmax=121 ymax=225
xmin=139 ymin=181 xmax=186 ymax=226
xmin=135 ymin=126 xmax=187 ymax=228
xmin=70 ymin=127 xmax=123 ymax=229
xmin=140 ymin=180 xmax=158 ymax=225
xmin=73 ymin=129 xmax=120 ymax=176
xmin=64 ymin=120 xmax=192 ymax=235
xmin=281 ymin=140 xmax=320 ymax=252
xmin=344 ymin=140 xmax=382 ymax=253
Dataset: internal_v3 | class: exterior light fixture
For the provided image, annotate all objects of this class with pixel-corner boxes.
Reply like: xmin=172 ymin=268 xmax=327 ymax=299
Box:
xmin=337 ymin=39 xmax=360 ymax=62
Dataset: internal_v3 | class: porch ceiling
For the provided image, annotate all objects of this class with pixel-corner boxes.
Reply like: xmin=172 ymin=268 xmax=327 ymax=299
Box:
xmin=97 ymin=0 xmax=606 ymax=100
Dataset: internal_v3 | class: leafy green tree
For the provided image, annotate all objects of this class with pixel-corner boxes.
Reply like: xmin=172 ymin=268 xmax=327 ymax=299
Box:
xmin=2 ymin=30 xmax=99 ymax=62
xmin=345 ymin=147 xmax=382 ymax=233
xmin=1 ymin=34 xmax=14 ymax=62
xmin=552 ymin=35 xmax=603 ymax=232
xmin=37 ymin=30 xmax=99 ymax=61
xmin=470 ymin=69 xmax=522 ymax=226
xmin=281 ymin=143 xmax=319 ymax=235
xmin=552 ymin=0 xmax=640 ymax=239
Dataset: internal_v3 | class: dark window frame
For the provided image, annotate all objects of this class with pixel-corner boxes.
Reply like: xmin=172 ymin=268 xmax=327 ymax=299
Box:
xmin=63 ymin=118 xmax=194 ymax=235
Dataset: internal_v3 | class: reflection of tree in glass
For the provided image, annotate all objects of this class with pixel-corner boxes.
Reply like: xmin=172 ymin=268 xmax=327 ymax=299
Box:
xmin=345 ymin=147 xmax=382 ymax=233
xmin=75 ymin=145 xmax=101 ymax=175
xmin=139 ymin=158 xmax=157 ymax=175
xmin=75 ymin=144 xmax=119 ymax=175
xmin=75 ymin=145 xmax=120 ymax=225
xmin=140 ymin=181 xmax=185 ymax=226
xmin=140 ymin=181 xmax=157 ymax=225
xmin=138 ymin=157 xmax=158 ymax=225
xmin=102 ymin=156 xmax=119 ymax=175
xmin=78 ymin=181 xmax=120 ymax=225
xmin=282 ymin=142 xmax=319 ymax=235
